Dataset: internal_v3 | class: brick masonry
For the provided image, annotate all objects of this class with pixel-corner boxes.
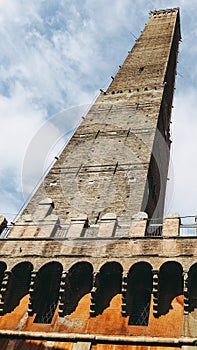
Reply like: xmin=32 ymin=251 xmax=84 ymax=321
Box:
xmin=2 ymin=7 xmax=197 ymax=350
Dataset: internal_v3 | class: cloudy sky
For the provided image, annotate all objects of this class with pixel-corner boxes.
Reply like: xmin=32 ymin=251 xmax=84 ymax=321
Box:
xmin=0 ymin=0 xmax=197 ymax=223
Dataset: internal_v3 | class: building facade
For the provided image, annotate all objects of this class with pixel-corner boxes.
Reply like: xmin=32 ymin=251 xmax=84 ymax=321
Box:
xmin=0 ymin=7 xmax=197 ymax=350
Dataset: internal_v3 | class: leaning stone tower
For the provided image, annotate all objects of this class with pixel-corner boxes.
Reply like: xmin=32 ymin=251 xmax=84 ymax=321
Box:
xmin=1 ymin=7 xmax=197 ymax=350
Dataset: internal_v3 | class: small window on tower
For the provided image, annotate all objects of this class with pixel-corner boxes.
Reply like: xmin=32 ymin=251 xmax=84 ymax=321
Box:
xmin=129 ymin=176 xmax=136 ymax=183
xmin=139 ymin=66 xmax=144 ymax=72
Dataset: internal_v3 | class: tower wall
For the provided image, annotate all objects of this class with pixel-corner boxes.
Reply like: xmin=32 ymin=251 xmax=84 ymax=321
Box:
xmin=2 ymin=7 xmax=196 ymax=350
xmin=15 ymin=8 xmax=180 ymax=231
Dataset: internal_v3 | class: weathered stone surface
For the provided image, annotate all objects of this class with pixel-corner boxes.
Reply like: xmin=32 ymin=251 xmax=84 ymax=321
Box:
xmin=20 ymin=8 xmax=180 ymax=226
xmin=0 ymin=8 xmax=188 ymax=350
xmin=163 ymin=213 xmax=180 ymax=237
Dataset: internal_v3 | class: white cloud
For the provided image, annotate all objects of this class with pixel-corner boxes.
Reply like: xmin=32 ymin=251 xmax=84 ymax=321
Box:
xmin=167 ymin=89 xmax=197 ymax=216
xmin=0 ymin=83 xmax=46 ymax=169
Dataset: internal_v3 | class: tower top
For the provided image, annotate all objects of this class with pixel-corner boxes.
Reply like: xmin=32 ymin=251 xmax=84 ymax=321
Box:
xmin=149 ymin=7 xmax=181 ymax=40
xmin=12 ymin=6 xmax=180 ymax=229
xmin=150 ymin=7 xmax=179 ymax=16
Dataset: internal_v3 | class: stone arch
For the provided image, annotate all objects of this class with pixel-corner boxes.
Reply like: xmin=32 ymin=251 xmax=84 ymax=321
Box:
xmin=3 ymin=262 xmax=33 ymax=314
xmin=158 ymin=261 xmax=183 ymax=316
xmin=94 ymin=261 xmax=123 ymax=315
xmin=188 ymin=263 xmax=197 ymax=312
xmin=32 ymin=261 xmax=63 ymax=323
xmin=126 ymin=262 xmax=153 ymax=326
xmin=62 ymin=261 xmax=93 ymax=316
xmin=0 ymin=262 xmax=6 ymax=284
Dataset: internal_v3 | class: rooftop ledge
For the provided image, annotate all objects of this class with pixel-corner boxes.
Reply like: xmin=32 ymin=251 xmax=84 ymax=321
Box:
xmin=1 ymin=212 xmax=197 ymax=240
xmin=0 ymin=236 xmax=197 ymax=241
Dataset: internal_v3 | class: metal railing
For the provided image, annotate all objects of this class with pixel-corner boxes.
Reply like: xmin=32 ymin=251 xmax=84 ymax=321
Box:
xmin=1 ymin=216 xmax=197 ymax=239
xmin=145 ymin=219 xmax=163 ymax=237
xmin=179 ymin=224 xmax=196 ymax=237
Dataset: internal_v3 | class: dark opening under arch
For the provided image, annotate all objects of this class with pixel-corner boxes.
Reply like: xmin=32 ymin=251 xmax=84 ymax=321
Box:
xmin=3 ymin=262 xmax=33 ymax=314
xmin=94 ymin=262 xmax=123 ymax=316
xmin=32 ymin=262 xmax=63 ymax=324
xmin=63 ymin=262 xmax=93 ymax=316
xmin=0 ymin=262 xmax=6 ymax=285
xmin=158 ymin=261 xmax=183 ymax=316
xmin=188 ymin=263 xmax=197 ymax=312
xmin=126 ymin=262 xmax=152 ymax=326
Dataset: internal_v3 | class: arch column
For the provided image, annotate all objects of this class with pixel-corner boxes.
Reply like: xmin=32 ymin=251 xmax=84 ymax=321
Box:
xmin=152 ymin=270 xmax=159 ymax=318
xmin=183 ymin=271 xmax=189 ymax=337
xmin=28 ymin=270 xmax=38 ymax=316
xmin=121 ymin=272 xmax=128 ymax=317
xmin=90 ymin=271 xmax=99 ymax=317
xmin=0 ymin=270 xmax=11 ymax=315
xmin=58 ymin=271 xmax=68 ymax=317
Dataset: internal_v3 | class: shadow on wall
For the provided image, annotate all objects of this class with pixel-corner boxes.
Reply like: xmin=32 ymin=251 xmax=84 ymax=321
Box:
xmin=0 ymin=259 xmax=194 ymax=332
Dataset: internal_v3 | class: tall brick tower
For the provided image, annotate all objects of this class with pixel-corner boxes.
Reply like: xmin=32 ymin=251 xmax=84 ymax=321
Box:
xmin=1 ymin=7 xmax=197 ymax=350
xmin=16 ymin=6 xmax=179 ymax=233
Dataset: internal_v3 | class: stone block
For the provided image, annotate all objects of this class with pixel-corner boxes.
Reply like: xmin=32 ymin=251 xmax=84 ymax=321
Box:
xmin=67 ymin=214 xmax=88 ymax=238
xmin=162 ymin=212 xmax=180 ymax=237
xmin=98 ymin=213 xmax=117 ymax=238
xmin=129 ymin=212 xmax=148 ymax=237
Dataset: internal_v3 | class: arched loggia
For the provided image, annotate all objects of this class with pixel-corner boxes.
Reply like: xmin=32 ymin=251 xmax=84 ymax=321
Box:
xmin=94 ymin=262 xmax=123 ymax=315
xmin=0 ymin=262 xmax=6 ymax=285
xmin=63 ymin=262 xmax=93 ymax=316
xmin=32 ymin=262 xmax=63 ymax=324
xmin=126 ymin=262 xmax=153 ymax=326
xmin=158 ymin=262 xmax=183 ymax=316
xmin=3 ymin=262 xmax=32 ymax=314
xmin=188 ymin=263 xmax=197 ymax=312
